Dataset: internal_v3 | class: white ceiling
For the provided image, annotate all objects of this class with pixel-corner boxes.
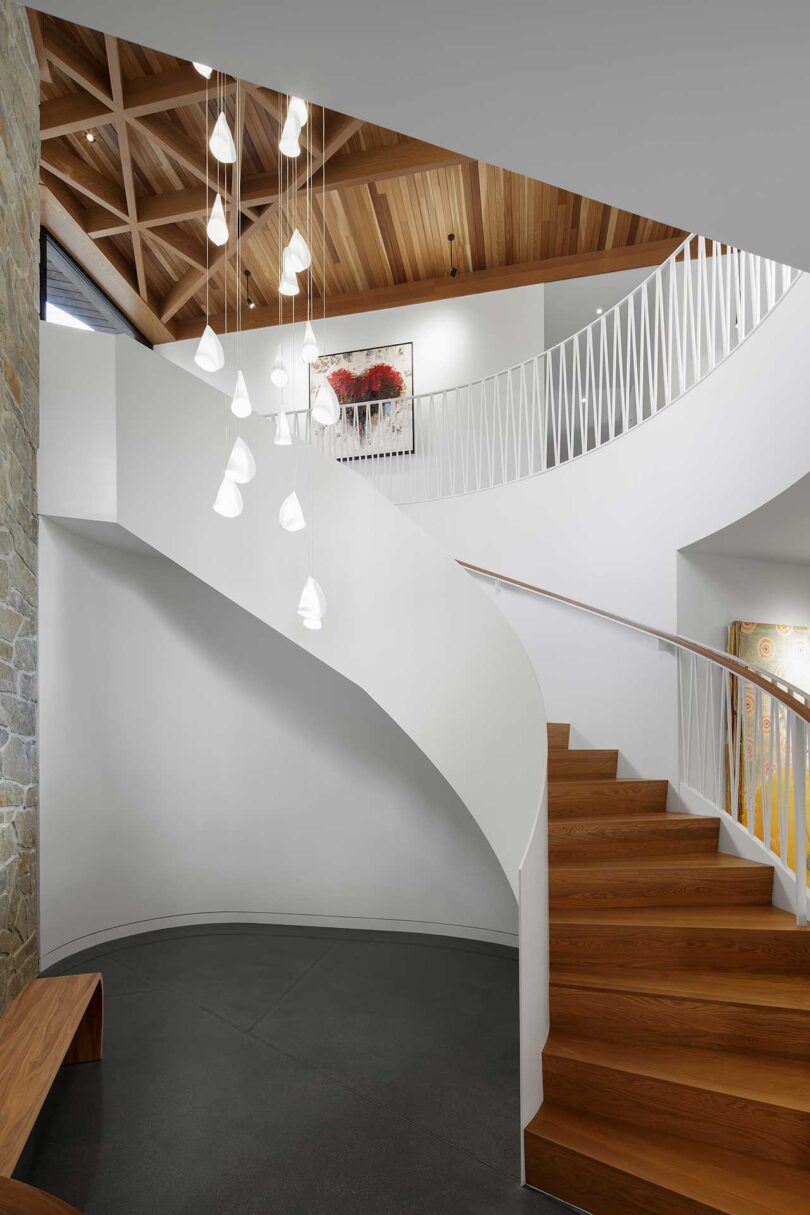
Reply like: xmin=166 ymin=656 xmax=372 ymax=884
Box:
xmin=28 ymin=0 xmax=810 ymax=271
xmin=685 ymin=474 xmax=810 ymax=565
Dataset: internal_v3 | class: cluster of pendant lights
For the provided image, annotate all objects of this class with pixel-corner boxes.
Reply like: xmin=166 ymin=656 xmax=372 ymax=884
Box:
xmin=191 ymin=66 xmax=337 ymax=631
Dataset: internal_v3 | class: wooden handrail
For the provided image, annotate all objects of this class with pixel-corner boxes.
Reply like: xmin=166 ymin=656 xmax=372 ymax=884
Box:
xmin=458 ymin=560 xmax=810 ymax=725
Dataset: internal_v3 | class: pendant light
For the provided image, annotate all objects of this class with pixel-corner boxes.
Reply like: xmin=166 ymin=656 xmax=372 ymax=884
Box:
xmin=279 ymin=490 xmax=306 ymax=532
xmin=230 ymin=370 xmax=252 ymax=418
xmin=274 ymin=409 xmax=292 ymax=446
xmin=206 ymin=192 xmax=229 ymax=246
xmin=213 ymin=474 xmax=243 ymax=517
xmin=289 ymin=97 xmax=308 ymax=127
xmin=194 ymin=324 xmax=225 ymax=373
xmin=225 ymin=436 xmax=256 ymax=484
xmin=279 ymin=111 xmax=301 ymax=158
xmin=278 ymin=248 xmax=300 ymax=297
xmin=298 ymin=575 xmax=326 ymax=630
xmin=301 ymin=320 xmax=318 ymax=364
xmin=210 ymin=111 xmax=237 ymax=164
xmin=312 ymin=379 xmax=340 ymax=426
xmin=270 ymin=346 xmax=289 ymax=388
xmin=286 ymin=228 xmax=311 ymax=272
xmin=193 ymin=62 xmax=213 ymax=78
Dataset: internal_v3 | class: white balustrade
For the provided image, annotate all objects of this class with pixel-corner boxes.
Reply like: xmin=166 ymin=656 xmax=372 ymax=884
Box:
xmin=286 ymin=236 xmax=799 ymax=503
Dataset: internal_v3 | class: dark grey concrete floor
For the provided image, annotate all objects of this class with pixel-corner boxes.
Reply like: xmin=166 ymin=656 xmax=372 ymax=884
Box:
xmin=16 ymin=925 xmax=574 ymax=1214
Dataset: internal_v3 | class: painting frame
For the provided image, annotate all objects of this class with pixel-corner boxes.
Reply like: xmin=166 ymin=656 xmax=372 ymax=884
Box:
xmin=308 ymin=340 xmax=415 ymax=462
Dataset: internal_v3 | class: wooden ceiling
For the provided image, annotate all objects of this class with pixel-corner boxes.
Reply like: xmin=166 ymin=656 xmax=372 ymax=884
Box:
xmin=30 ymin=8 xmax=687 ymax=346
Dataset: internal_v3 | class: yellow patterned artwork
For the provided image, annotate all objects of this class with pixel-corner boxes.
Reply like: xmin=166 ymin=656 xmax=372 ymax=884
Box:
xmin=728 ymin=621 xmax=810 ymax=872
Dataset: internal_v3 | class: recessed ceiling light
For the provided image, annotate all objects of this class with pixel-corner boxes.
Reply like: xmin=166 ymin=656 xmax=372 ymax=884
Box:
xmin=84 ymin=130 xmax=96 ymax=143
xmin=596 ymin=306 xmax=603 ymax=315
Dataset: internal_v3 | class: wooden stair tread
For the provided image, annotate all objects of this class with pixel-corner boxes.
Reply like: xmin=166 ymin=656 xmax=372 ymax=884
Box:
xmin=551 ymin=966 xmax=810 ymax=1009
xmin=550 ymin=905 xmax=804 ymax=930
xmin=551 ymin=853 xmax=768 ymax=872
xmin=545 ymin=1032 xmax=810 ymax=1112
xmin=550 ymin=812 xmax=709 ymax=828
xmin=526 ymin=1104 xmax=810 ymax=1215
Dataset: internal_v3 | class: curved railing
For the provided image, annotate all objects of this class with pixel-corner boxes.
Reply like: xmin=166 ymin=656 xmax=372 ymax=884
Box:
xmin=459 ymin=561 xmax=810 ymax=926
xmin=292 ymin=235 xmax=800 ymax=503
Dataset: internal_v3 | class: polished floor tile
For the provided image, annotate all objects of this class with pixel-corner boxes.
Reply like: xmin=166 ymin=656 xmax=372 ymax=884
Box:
xmin=18 ymin=928 xmax=574 ymax=1214
xmin=253 ymin=938 xmax=521 ymax=1174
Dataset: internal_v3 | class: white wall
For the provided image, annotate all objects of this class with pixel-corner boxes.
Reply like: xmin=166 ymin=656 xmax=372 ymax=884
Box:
xmin=678 ymin=551 xmax=810 ymax=652
xmin=543 ymin=265 xmax=651 ymax=350
xmin=405 ymin=276 xmax=810 ymax=784
xmin=39 ymin=322 xmax=547 ymax=937
xmin=39 ymin=519 xmax=518 ymax=963
xmin=159 ymin=282 xmax=544 ymax=415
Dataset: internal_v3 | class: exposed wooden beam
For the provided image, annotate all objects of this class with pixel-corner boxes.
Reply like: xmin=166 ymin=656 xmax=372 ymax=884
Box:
xmin=309 ymin=138 xmax=469 ymax=192
xmin=44 ymin=22 xmax=112 ymax=105
xmin=123 ymin=67 xmax=235 ymax=118
xmin=40 ymin=90 xmax=114 ymax=138
xmin=41 ymin=174 xmax=175 ymax=344
xmin=105 ymin=35 xmax=148 ymax=301
xmin=171 ymin=239 xmax=683 ymax=342
xmin=26 ymin=9 xmax=51 ymax=83
xmin=83 ymin=139 xmax=466 ymax=235
xmin=159 ymin=113 xmax=364 ymax=324
xmin=145 ymin=224 xmax=207 ymax=270
xmin=40 ymin=142 xmax=129 ymax=219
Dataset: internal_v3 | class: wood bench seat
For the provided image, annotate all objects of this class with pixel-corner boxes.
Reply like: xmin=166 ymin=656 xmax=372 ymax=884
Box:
xmin=0 ymin=975 xmax=103 ymax=1181
xmin=0 ymin=1177 xmax=79 ymax=1214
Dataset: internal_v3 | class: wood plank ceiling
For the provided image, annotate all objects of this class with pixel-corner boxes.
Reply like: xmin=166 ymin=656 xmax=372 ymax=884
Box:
xmin=30 ymin=7 xmax=687 ymax=346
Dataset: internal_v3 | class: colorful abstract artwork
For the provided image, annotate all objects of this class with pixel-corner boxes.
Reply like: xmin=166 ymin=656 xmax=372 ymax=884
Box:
xmin=309 ymin=342 xmax=414 ymax=460
xmin=728 ymin=620 xmax=810 ymax=872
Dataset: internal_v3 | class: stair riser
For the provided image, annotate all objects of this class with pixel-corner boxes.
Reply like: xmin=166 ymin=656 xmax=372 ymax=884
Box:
xmin=525 ymin=1135 xmax=721 ymax=1215
xmin=547 ymin=723 xmax=571 ymax=750
xmin=544 ymin=1055 xmax=810 ymax=1169
xmin=548 ymin=821 xmax=719 ymax=862
xmin=549 ymin=751 xmax=618 ymax=780
xmin=549 ymin=868 xmax=774 ymax=910
xmin=551 ymin=985 xmax=810 ymax=1061
xmin=550 ymin=925 xmax=810 ymax=974
xmin=549 ymin=781 xmax=668 ymax=818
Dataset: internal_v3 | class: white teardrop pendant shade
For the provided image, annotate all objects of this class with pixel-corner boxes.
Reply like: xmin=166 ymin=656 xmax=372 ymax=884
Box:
xmin=286 ymin=228 xmax=311 ymax=272
xmin=298 ymin=575 xmax=325 ymax=630
xmin=230 ymin=370 xmax=252 ymax=418
xmin=312 ymin=379 xmax=340 ymax=426
xmin=225 ymin=436 xmax=256 ymax=484
xmin=206 ymin=192 xmax=228 ymax=246
xmin=270 ymin=347 xmax=289 ymax=388
xmin=209 ymin=111 xmax=237 ymax=163
xmin=213 ymin=474 xmax=243 ymax=518
xmin=278 ymin=248 xmax=299 ymax=297
xmin=274 ymin=409 xmax=292 ymax=446
xmin=279 ymin=490 xmax=306 ymax=532
xmin=193 ymin=62 xmax=213 ymax=78
xmin=289 ymin=97 xmax=308 ymax=126
xmin=279 ymin=111 xmax=301 ymax=158
xmin=194 ymin=324 xmax=225 ymax=373
xmin=301 ymin=320 xmax=319 ymax=364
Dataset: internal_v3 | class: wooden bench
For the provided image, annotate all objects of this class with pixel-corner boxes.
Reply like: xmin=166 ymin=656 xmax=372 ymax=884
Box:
xmin=0 ymin=1177 xmax=80 ymax=1214
xmin=0 ymin=974 xmax=103 ymax=1202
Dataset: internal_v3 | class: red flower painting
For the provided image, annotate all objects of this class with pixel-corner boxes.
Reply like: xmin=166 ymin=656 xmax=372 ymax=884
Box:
xmin=314 ymin=343 xmax=414 ymax=459
xmin=326 ymin=362 xmax=406 ymax=439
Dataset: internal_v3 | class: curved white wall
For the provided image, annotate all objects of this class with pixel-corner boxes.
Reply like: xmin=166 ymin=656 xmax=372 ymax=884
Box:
xmin=38 ymin=324 xmax=547 ymax=951
xmin=406 ymin=275 xmax=810 ymax=781
xmin=39 ymin=519 xmax=519 ymax=963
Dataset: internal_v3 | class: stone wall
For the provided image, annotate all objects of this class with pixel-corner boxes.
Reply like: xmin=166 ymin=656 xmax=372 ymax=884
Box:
xmin=0 ymin=0 xmax=39 ymax=1010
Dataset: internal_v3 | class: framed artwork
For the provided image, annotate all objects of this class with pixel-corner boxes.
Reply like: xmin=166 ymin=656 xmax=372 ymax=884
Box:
xmin=727 ymin=620 xmax=810 ymax=870
xmin=309 ymin=341 xmax=414 ymax=460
